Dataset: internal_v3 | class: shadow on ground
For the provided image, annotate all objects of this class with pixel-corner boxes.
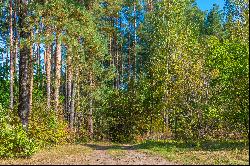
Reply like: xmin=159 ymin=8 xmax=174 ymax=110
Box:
xmin=131 ymin=139 xmax=249 ymax=151
xmin=84 ymin=143 xmax=135 ymax=151
xmin=85 ymin=139 xmax=248 ymax=152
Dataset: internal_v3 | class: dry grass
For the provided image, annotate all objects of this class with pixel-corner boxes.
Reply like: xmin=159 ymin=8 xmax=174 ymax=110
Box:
xmin=1 ymin=140 xmax=248 ymax=165
xmin=86 ymin=141 xmax=127 ymax=158
xmin=0 ymin=144 xmax=92 ymax=165
xmin=107 ymin=148 xmax=126 ymax=158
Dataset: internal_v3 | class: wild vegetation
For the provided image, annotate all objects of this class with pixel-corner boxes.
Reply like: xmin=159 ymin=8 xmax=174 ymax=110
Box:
xmin=0 ymin=0 xmax=249 ymax=162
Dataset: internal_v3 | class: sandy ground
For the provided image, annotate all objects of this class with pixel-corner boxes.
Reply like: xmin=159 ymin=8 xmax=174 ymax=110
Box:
xmin=84 ymin=143 xmax=174 ymax=165
xmin=0 ymin=143 xmax=175 ymax=165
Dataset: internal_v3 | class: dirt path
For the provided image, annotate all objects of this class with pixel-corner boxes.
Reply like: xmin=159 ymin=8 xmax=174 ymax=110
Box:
xmin=0 ymin=143 xmax=175 ymax=165
xmin=84 ymin=143 xmax=174 ymax=165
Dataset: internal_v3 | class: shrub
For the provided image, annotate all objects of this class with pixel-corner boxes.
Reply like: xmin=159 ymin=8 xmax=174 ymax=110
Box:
xmin=0 ymin=105 xmax=37 ymax=158
xmin=29 ymin=101 xmax=69 ymax=147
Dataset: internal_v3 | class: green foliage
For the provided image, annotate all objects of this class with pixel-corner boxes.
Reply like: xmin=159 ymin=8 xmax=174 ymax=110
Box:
xmin=0 ymin=105 xmax=37 ymax=158
xmin=0 ymin=0 xmax=249 ymax=156
xmin=29 ymin=101 xmax=69 ymax=147
xmin=203 ymin=4 xmax=224 ymax=38
xmin=134 ymin=139 xmax=249 ymax=164
xmin=0 ymin=79 xmax=10 ymax=108
xmin=206 ymin=37 xmax=249 ymax=135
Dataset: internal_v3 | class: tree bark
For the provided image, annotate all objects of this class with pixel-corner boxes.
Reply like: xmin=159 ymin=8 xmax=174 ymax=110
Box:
xmin=45 ymin=29 xmax=51 ymax=110
xmin=54 ymin=33 xmax=61 ymax=112
xmin=109 ymin=35 xmax=112 ymax=67
xmin=37 ymin=39 xmax=41 ymax=87
xmin=88 ymin=71 xmax=94 ymax=139
xmin=119 ymin=19 xmax=123 ymax=86
xmin=18 ymin=0 xmax=31 ymax=131
xmin=115 ymin=31 xmax=119 ymax=89
xmin=13 ymin=1 xmax=18 ymax=82
xmin=133 ymin=1 xmax=137 ymax=82
xmin=120 ymin=43 xmax=123 ymax=86
xmin=128 ymin=31 xmax=131 ymax=83
xmin=66 ymin=47 xmax=73 ymax=127
xmin=147 ymin=0 xmax=153 ymax=12
xmin=70 ymin=81 xmax=75 ymax=129
xmin=9 ymin=0 xmax=14 ymax=111
xmin=28 ymin=32 xmax=34 ymax=113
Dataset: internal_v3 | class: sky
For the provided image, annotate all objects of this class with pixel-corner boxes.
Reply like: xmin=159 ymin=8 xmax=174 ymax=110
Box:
xmin=196 ymin=0 xmax=225 ymax=11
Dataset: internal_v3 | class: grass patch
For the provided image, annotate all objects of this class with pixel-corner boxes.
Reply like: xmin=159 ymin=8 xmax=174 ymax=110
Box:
xmin=85 ymin=142 xmax=128 ymax=157
xmin=0 ymin=144 xmax=93 ymax=165
xmin=107 ymin=148 xmax=126 ymax=158
xmin=133 ymin=139 xmax=249 ymax=165
xmin=84 ymin=142 xmax=129 ymax=158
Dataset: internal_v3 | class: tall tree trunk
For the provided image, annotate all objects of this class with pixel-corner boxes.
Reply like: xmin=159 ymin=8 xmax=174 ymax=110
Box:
xmin=111 ymin=20 xmax=116 ymax=89
xmin=119 ymin=19 xmax=123 ymax=86
xmin=120 ymin=43 xmax=123 ymax=86
xmin=37 ymin=21 xmax=43 ymax=88
xmin=115 ymin=32 xmax=119 ymax=89
xmin=109 ymin=35 xmax=112 ymax=67
xmin=54 ymin=33 xmax=61 ymax=112
xmin=133 ymin=1 xmax=137 ymax=82
xmin=70 ymin=81 xmax=75 ymax=129
xmin=88 ymin=71 xmax=94 ymax=139
xmin=5 ymin=47 xmax=9 ymax=82
xmin=75 ymin=67 xmax=80 ymax=132
xmin=116 ymin=18 xmax=120 ymax=89
xmin=37 ymin=40 xmax=41 ymax=87
xmin=128 ymin=31 xmax=131 ymax=83
xmin=28 ymin=32 xmax=33 ymax=113
xmin=45 ymin=30 xmax=51 ymax=110
xmin=147 ymin=0 xmax=153 ymax=12
xmin=66 ymin=47 xmax=73 ymax=127
xmin=13 ymin=2 xmax=18 ymax=82
xmin=18 ymin=0 xmax=31 ymax=131
xmin=9 ymin=0 xmax=14 ymax=111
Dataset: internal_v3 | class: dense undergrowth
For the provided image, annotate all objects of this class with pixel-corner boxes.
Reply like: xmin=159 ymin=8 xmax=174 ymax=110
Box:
xmin=1 ymin=100 xmax=248 ymax=159
xmin=0 ymin=103 xmax=70 ymax=158
xmin=0 ymin=105 xmax=37 ymax=157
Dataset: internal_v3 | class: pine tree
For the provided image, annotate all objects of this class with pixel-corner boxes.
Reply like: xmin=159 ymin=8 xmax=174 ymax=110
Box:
xmin=18 ymin=0 xmax=31 ymax=131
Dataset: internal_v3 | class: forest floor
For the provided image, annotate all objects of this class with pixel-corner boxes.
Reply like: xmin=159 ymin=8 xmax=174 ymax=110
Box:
xmin=0 ymin=140 xmax=248 ymax=165
xmin=0 ymin=142 xmax=174 ymax=165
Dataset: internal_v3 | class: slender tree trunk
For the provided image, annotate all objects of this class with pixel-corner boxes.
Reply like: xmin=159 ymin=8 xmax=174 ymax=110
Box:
xmin=115 ymin=33 xmax=119 ymax=89
xmin=115 ymin=18 xmax=120 ymax=89
xmin=111 ymin=20 xmax=116 ymax=89
xmin=18 ymin=0 xmax=31 ymax=131
xmin=9 ymin=0 xmax=14 ymax=111
xmin=14 ymin=3 xmax=18 ymax=82
xmin=119 ymin=19 xmax=123 ymax=86
xmin=5 ymin=47 xmax=9 ymax=82
xmin=45 ymin=30 xmax=51 ymax=110
xmin=66 ymin=47 xmax=73 ymax=126
xmin=133 ymin=1 xmax=137 ymax=82
xmin=88 ymin=71 xmax=94 ymax=139
xmin=70 ymin=81 xmax=75 ymax=129
xmin=75 ymin=67 xmax=80 ymax=131
xmin=128 ymin=31 xmax=131 ymax=83
xmin=120 ymin=43 xmax=123 ymax=86
xmin=109 ymin=35 xmax=112 ymax=67
xmin=147 ymin=0 xmax=153 ymax=12
xmin=54 ymin=33 xmax=61 ymax=112
xmin=37 ymin=40 xmax=40 ymax=87
xmin=28 ymin=32 xmax=33 ymax=113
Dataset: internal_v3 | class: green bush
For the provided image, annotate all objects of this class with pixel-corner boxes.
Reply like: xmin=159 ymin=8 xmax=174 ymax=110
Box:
xmin=0 ymin=105 xmax=37 ymax=158
xmin=29 ymin=101 xmax=69 ymax=147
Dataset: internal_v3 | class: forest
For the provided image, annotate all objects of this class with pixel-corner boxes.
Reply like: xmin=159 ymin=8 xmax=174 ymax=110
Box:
xmin=0 ymin=0 xmax=249 ymax=163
